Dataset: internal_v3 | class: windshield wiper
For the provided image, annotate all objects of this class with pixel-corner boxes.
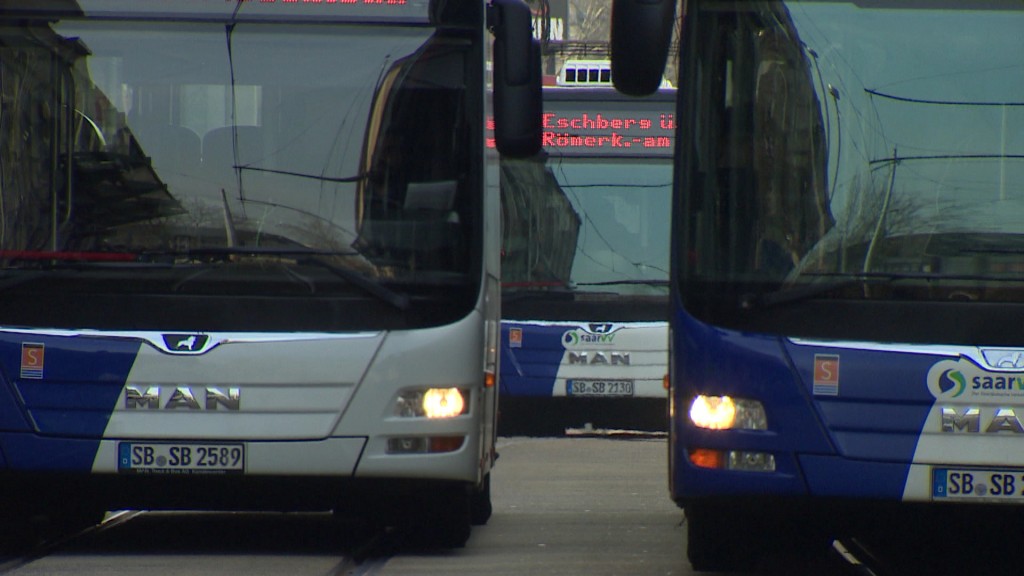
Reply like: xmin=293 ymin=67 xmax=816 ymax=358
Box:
xmin=740 ymin=277 xmax=865 ymax=310
xmin=741 ymin=271 xmax=1022 ymax=310
xmin=0 ymin=250 xmax=151 ymax=294
xmin=294 ymin=255 xmax=410 ymax=311
xmin=575 ymin=279 xmax=669 ymax=287
xmin=501 ymin=281 xmax=575 ymax=302
xmin=147 ymin=246 xmax=410 ymax=311
xmin=0 ymin=250 xmax=140 ymax=263
xmin=501 ymin=279 xmax=669 ymax=303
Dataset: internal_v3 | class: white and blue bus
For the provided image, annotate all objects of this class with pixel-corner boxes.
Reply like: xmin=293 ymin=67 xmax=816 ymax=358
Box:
xmin=498 ymin=72 xmax=674 ymax=434
xmin=0 ymin=0 xmax=539 ymax=547
xmin=612 ymin=0 xmax=1024 ymax=571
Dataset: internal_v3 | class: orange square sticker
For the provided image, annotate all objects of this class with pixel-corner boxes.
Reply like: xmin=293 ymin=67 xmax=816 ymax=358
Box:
xmin=21 ymin=342 xmax=44 ymax=379
xmin=509 ymin=328 xmax=523 ymax=348
xmin=813 ymin=354 xmax=839 ymax=395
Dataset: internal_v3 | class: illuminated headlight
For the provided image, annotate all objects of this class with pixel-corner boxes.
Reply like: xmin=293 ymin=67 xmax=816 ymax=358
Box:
xmin=689 ymin=395 xmax=767 ymax=430
xmin=395 ymin=388 xmax=468 ymax=419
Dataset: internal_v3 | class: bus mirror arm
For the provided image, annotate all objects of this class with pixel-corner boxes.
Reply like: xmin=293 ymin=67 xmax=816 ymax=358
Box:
xmin=610 ymin=0 xmax=675 ymax=96
xmin=490 ymin=0 xmax=542 ymax=158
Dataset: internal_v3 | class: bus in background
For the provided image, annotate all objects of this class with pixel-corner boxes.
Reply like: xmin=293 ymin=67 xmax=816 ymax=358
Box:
xmin=612 ymin=0 xmax=1024 ymax=570
xmin=0 ymin=0 xmax=539 ymax=547
xmin=498 ymin=63 xmax=674 ymax=435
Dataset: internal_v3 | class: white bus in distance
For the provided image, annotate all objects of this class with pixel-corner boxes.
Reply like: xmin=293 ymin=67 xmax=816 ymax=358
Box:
xmin=499 ymin=61 xmax=674 ymax=434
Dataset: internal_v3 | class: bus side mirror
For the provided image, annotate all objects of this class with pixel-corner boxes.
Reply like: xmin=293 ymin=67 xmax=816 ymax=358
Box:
xmin=610 ymin=0 xmax=675 ymax=96
xmin=490 ymin=0 xmax=542 ymax=158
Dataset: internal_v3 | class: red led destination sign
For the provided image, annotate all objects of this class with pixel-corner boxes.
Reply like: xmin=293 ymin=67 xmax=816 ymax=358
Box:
xmin=488 ymin=108 xmax=675 ymax=156
xmin=541 ymin=111 xmax=675 ymax=155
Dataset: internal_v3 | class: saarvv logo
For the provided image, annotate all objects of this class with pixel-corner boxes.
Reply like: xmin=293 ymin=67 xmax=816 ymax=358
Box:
xmin=938 ymin=369 xmax=967 ymax=398
xmin=926 ymin=358 xmax=1024 ymax=400
xmin=562 ymin=324 xmax=620 ymax=347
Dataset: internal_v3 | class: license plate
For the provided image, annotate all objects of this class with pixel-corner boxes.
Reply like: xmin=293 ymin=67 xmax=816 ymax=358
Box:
xmin=118 ymin=442 xmax=245 ymax=474
xmin=933 ymin=468 xmax=1024 ymax=501
xmin=566 ymin=379 xmax=634 ymax=397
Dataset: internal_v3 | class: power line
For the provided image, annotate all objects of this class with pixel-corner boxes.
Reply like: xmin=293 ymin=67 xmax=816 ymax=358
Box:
xmin=865 ymin=88 xmax=1024 ymax=107
xmin=869 ymin=153 xmax=1024 ymax=166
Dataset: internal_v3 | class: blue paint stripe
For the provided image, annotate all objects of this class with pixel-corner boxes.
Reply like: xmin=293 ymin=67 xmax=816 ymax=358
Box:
xmin=670 ymin=309 xmax=935 ymax=501
xmin=500 ymin=323 xmax=565 ymax=397
xmin=0 ymin=332 xmax=140 ymax=471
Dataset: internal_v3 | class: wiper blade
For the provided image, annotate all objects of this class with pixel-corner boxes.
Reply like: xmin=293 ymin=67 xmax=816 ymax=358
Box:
xmin=740 ymin=271 xmax=1019 ymax=310
xmin=575 ymin=279 xmax=669 ymax=287
xmin=200 ymin=247 xmax=406 ymax=310
xmin=741 ymin=277 xmax=864 ymax=310
xmin=143 ymin=246 xmax=359 ymax=262
xmin=0 ymin=250 xmax=139 ymax=263
xmin=0 ymin=248 xmax=411 ymax=310
xmin=141 ymin=246 xmax=410 ymax=310
xmin=294 ymin=256 xmax=410 ymax=311
xmin=501 ymin=281 xmax=568 ymax=289
xmin=0 ymin=251 xmax=146 ymax=294
xmin=501 ymin=281 xmax=575 ymax=302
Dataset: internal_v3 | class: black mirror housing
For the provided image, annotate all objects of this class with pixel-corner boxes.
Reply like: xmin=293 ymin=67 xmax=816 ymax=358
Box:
xmin=611 ymin=0 xmax=675 ymax=96
xmin=489 ymin=0 xmax=542 ymax=158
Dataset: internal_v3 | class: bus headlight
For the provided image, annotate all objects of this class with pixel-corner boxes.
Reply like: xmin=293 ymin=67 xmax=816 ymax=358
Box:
xmin=395 ymin=388 xmax=468 ymax=419
xmin=689 ymin=395 xmax=767 ymax=430
xmin=422 ymin=388 xmax=465 ymax=418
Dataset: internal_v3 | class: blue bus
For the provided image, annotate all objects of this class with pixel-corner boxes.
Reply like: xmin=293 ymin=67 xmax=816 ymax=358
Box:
xmin=612 ymin=0 xmax=1024 ymax=570
xmin=498 ymin=76 xmax=674 ymax=434
xmin=0 ymin=0 xmax=538 ymax=547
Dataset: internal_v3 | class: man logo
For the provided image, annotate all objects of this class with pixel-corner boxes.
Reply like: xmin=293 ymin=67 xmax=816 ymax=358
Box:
xmin=125 ymin=386 xmax=240 ymax=411
xmin=177 ymin=336 xmax=197 ymax=350
xmin=982 ymin=349 xmax=1024 ymax=370
xmin=567 ymin=351 xmax=631 ymax=366
xmin=162 ymin=334 xmax=209 ymax=353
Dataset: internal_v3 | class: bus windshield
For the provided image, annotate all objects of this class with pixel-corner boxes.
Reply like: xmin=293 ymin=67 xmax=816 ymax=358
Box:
xmin=503 ymin=157 xmax=670 ymax=295
xmin=1 ymin=6 xmax=483 ymax=330
xmin=501 ymin=90 xmax=673 ymax=299
xmin=683 ymin=1 xmax=1024 ymax=311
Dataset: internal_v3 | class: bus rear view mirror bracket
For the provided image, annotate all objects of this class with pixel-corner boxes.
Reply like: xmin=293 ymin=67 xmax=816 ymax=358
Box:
xmin=610 ymin=0 xmax=675 ymax=97
xmin=489 ymin=0 xmax=542 ymax=158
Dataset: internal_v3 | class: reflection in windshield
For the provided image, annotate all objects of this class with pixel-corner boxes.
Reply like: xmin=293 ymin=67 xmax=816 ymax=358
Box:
xmin=502 ymin=156 xmax=671 ymax=296
xmin=683 ymin=1 xmax=1024 ymax=305
xmin=0 ymin=18 xmax=473 ymax=288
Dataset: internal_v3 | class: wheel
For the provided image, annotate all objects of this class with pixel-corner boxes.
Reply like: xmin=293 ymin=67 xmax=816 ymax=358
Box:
xmin=408 ymin=488 xmax=472 ymax=549
xmin=0 ymin=518 xmax=42 ymax=553
xmin=470 ymin=474 xmax=492 ymax=526
xmin=686 ymin=503 xmax=833 ymax=572
xmin=335 ymin=485 xmax=473 ymax=549
xmin=684 ymin=504 xmax=761 ymax=572
xmin=422 ymin=510 xmax=471 ymax=549
xmin=0 ymin=506 xmax=105 ymax=553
